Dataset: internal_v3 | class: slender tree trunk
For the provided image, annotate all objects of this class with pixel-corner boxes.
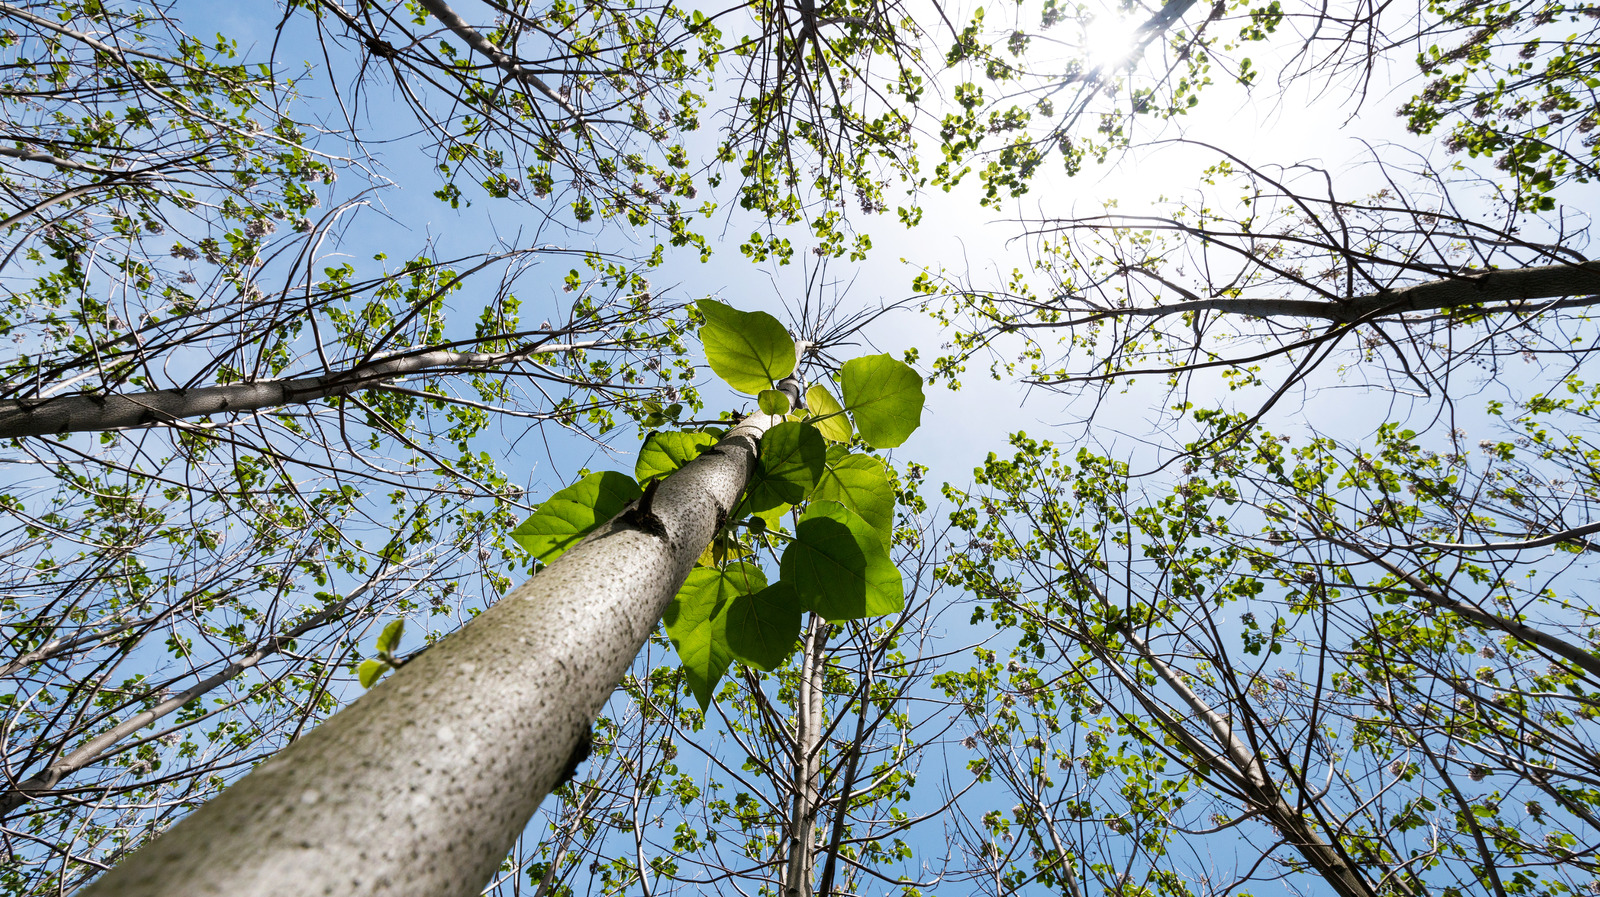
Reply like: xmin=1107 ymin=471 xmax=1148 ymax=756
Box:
xmin=1065 ymin=576 xmax=1390 ymax=897
xmin=406 ymin=0 xmax=584 ymax=120
xmin=783 ymin=614 xmax=827 ymax=897
xmin=530 ymin=787 xmax=598 ymax=897
xmin=78 ymin=406 xmax=783 ymax=897
xmin=1117 ymin=631 xmax=1392 ymax=897
xmin=0 ymin=342 xmax=593 ymax=439
xmin=814 ymin=659 xmax=868 ymax=897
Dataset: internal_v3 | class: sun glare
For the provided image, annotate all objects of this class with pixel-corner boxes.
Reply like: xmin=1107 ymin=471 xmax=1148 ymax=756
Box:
xmin=1081 ymin=13 xmax=1143 ymax=70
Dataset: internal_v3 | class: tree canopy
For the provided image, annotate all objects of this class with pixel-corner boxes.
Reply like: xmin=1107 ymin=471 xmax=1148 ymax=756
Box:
xmin=4 ymin=0 xmax=1600 ymax=894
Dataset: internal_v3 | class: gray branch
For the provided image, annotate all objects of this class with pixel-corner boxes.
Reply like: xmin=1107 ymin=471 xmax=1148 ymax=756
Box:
xmin=411 ymin=0 xmax=589 ymax=124
xmin=0 ymin=564 xmax=410 ymax=817
xmin=1058 ymin=260 xmax=1600 ymax=325
xmin=0 ymin=342 xmax=596 ymax=439
xmin=1333 ymin=536 xmax=1600 ymax=681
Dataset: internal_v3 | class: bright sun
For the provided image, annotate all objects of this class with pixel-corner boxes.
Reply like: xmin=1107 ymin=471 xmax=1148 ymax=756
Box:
xmin=1081 ymin=14 xmax=1144 ymax=70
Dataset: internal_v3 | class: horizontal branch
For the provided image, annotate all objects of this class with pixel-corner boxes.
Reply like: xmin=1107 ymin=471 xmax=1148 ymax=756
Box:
xmin=1403 ymin=519 xmax=1600 ymax=553
xmin=0 ymin=341 xmax=595 ymax=439
xmin=1036 ymin=260 xmax=1600 ymax=326
xmin=0 ymin=144 xmax=114 ymax=174
xmin=1337 ymin=261 xmax=1600 ymax=322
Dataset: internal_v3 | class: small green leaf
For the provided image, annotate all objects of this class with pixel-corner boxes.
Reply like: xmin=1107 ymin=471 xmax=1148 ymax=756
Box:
xmin=664 ymin=563 xmax=767 ymax=709
xmin=741 ymin=421 xmax=825 ymax=513
xmin=745 ymin=501 xmax=791 ymax=535
xmin=512 ymin=471 xmax=643 ymax=563
xmin=636 ymin=431 xmax=718 ymax=483
xmin=358 ymin=659 xmax=391 ymax=689
xmin=805 ymin=384 xmax=852 ymax=443
xmin=780 ymin=500 xmax=904 ymax=621
xmin=725 ymin=582 xmax=803 ymax=670
xmin=758 ymin=389 xmax=792 ymax=415
xmin=375 ymin=619 xmax=405 ymax=657
xmin=698 ymin=299 xmax=796 ymax=394
xmin=813 ymin=453 xmax=896 ymax=537
xmin=840 ymin=355 xmax=924 ymax=448
xmin=696 ymin=535 xmax=753 ymax=568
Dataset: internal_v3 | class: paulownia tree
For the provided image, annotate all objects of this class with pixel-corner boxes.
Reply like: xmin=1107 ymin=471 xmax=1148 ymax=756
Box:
xmin=278 ymin=0 xmax=931 ymax=262
xmin=74 ymin=301 xmax=929 ymax=896
xmin=917 ymin=0 xmax=1600 ymax=425
xmin=0 ymin=0 xmax=933 ymax=886
xmin=928 ymin=0 xmax=1599 ymax=210
xmin=501 ymin=499 xmax=972 ymax=897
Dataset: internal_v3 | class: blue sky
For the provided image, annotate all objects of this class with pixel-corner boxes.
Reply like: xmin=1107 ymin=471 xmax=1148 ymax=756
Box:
xmin=16 ymin=0 xmax=1600 ymax=893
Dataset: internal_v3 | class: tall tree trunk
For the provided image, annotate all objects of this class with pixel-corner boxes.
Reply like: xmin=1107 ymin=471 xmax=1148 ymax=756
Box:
xmin=78 ymin=405 xmax=784 ymax=897
xmin=783 ymin=614 xmax=827 ymax=897
xmin=1120 ymin=631 xmax=1390 ymax=897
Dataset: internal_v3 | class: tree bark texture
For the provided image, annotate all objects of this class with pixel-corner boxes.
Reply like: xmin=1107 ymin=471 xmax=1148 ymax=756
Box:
xmin=78 ymin=409 xmax=779 ymax=897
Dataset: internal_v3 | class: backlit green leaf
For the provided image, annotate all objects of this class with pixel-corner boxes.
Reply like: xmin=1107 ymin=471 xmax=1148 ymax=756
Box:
xmin=805 ymin=384 xmax=852 ymax=443
xmin=740 ymin=421 xmax=825 ymax=513
xmin=813 ymin=453 xmax=895 ymax=537
xmin=698 ymin=299 xmax=796 ymax=394
xmin=664 ymin=563 xmax=767 ymax=709
xmin=780 ymin=500 xmax=904 ymax=621
xmin=358 ymin=659 xmax=391 ymax=689
xmin=511 ymin=471 xmax=642 ymax=563
xmin=759 ymin=388 xmax=792 ymax=415
xmin=636 ymin=430 xmax=717 ymax=483
xmin=840 ymin=355 xmax=924 ymax=448
xmin=725 ymin=582 xmax=803 ymax=670
xmin=375 ymin=619 xmax=405 ymax=657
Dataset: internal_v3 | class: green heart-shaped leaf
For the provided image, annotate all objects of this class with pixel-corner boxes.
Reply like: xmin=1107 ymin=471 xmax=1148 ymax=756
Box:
xmin=740 ymin=421 xmax=825 ymax=513
xmin=840 ymin=354 xmax=924 ymax=449
xmin=636 ymin=431 xmax=717 ymax=483
xmin=780 ymin=500 xmax=904 ymax=621
xmin=511 ymin=471 xmax=642 ymax=563
xmin=758 ymin=388 xmax=792 ymax=415
xmin=725 ymin=582 xmax=803 ymax=670
xmin=805 ymin=383 xmax=852 ymax=443
xmin=698 ymin=300 xmax=796 ymax=394
xmin=813 ymin=453 xmax=895 ymax=538
xmin=664 ymin=563 xmax=767 ymax=709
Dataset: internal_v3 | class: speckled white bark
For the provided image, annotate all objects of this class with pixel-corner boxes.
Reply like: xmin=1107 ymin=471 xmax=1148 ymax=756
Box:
xmin=80 ymin=410 xmax=781 ymax=897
